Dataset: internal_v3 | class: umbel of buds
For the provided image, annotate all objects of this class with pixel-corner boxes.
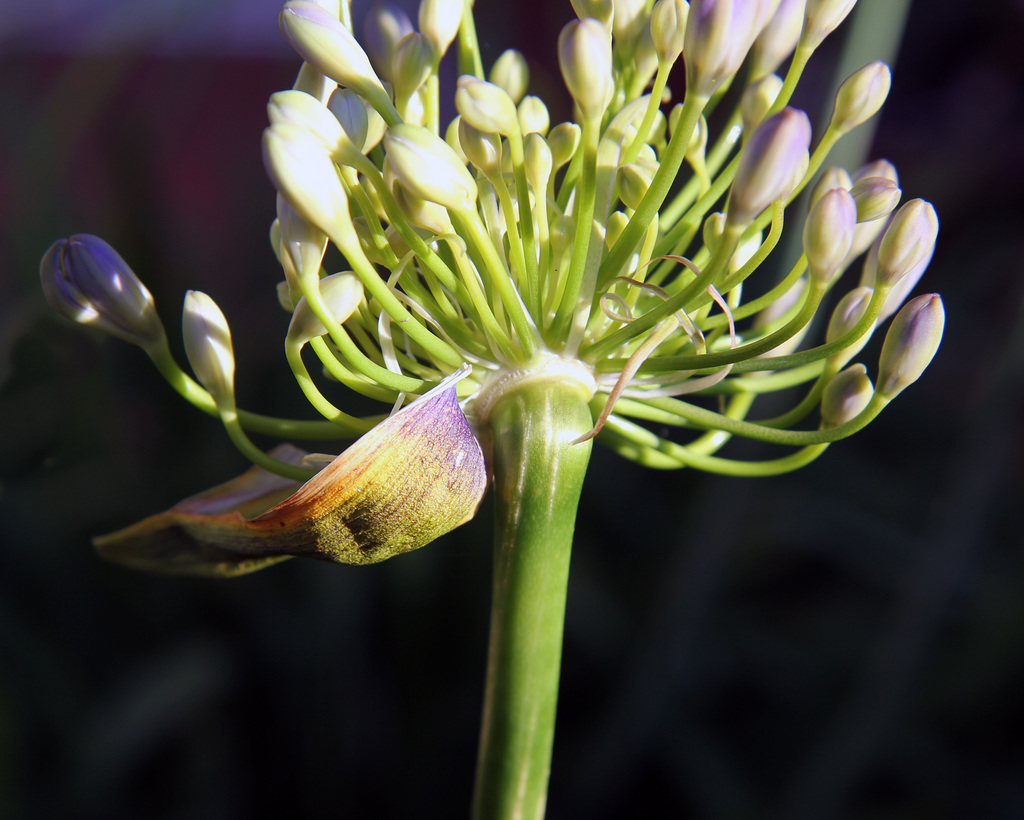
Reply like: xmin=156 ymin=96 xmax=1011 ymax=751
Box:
xmin=41 ymin=0 xmax=943 ymax=569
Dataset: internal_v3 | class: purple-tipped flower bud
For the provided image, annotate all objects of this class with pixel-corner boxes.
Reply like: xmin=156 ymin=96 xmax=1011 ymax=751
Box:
xmin=877 ymin=293 xmax=944 ymax=398
xmin=558 ymin=18 xmax=614 ymax=123
xmin=800 ymin=0 xmax=857 ymax=51
xmin=727 ymin=107 xmax=811 ymax=228
xmin=419 ymin=0 xmax=464 ymax=56
xmin=876 ymin=199 xmax=939 ymax=288
xmin=849 ymin=175 xmax=901 ymax=223
xmin=803 ymin=187 xmax=857 ymax=282
xmin=489 ymin=49 xmax=530 ymax=104
xmin=182 ymin=290 xmax=236 ymax=411
xmin=456 ymin=75 xmax=521 ymax=135
xmin=829 ymin=61 xmax=891 ymax=135
xmin=40 ymin=234 xmax=167 ymax=351
xmin=808 ymin=165 xmax=852 ymax=207
xmin=362 ymin=0 xmax=414 ymax=82
xmin=684 ymin=0 xmax=774 ymax=100
xmin=384 ymin=123 xmax=478 ymax=213
xmin=751 ymin=0 xmax=806 ymax=79
xmin=820 ymin=364 xmax=873 ymax=427
xmin=286 ymin=272 xmax=364 ymax=345
xmin=327 ymin=88 xmax=369 ymax=153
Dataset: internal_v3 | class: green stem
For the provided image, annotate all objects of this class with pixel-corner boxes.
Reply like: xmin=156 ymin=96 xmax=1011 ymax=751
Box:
xmin=473 ymin=377 xmax=594 ymax=820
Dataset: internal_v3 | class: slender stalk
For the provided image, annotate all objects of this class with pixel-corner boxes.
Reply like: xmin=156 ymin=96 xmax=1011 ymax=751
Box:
xmin=473 ymin=377 xmax=594 ymax=820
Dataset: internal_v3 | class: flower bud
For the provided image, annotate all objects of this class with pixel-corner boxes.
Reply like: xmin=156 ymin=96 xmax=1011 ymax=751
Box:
xmin=524 ymin=132 xmax=553 ymax=189
xmin=617 ymin=163 xmax=654 ymax=211
xmin=808 ymin=165 xmax=852 ymax=207
xmin=384 ymin=123 xmax=478 ymax=213
xmin=182 ymin=290 xmax=235 ymax=411
xmin=877 ymin=293 xmax=944 ymax=398
xmin=570 ymin=0 xmax=614 ymax=26
xmin=800 ymin=0 xmax=857 ymax=51
xmin=727 ymin=107 xmax=811 ymax=228
xmin=418 ymin=0 xmax=464 ymax=56
xmin=751 ymin=0 xmax=805 ymax=79
xmin=829 ymin=60 xmax=891 ymax=135
xmin=456 ymin=75 xmax=521 ymax=135
xmin=292 ymin=61 xmax=336 ymax=105
xmin=280 ymin=2 xmax=387 ymax=104
xmin=362 ymin=0 xmax=414 ymax=82
xmin=729 ymin=228 xmax=763 ymax=272
xmin=849 ymin=175 xmax=901 ymax=223
xmin=517 ymin=95 xmax=550 ymax=136
xmin=327 ymin=88 xmax=369 ymax=153
xmin=613 ymin=0 xmax=650 ymax=58
xmin=391 ymin=31 xmax=436 ymax=102
xmin=605 ymin=211 xmax=630 ymax=249
xmin=703 ymin=211 xmax=726 ymax=253
xmin=803 ymin=187 xmax=856 ymax=282
xmin=458 ymin=118 xmax=502 ymax=178
xmin=684 ymin=0 xmax=774 ymax=100
xmin=393 ymin=180 xmax=457 ymax=233
xmin=277 ymin=195 xmax=328 ymax=285
xmin=489 ymin=49 xmax=530 ymax=104
xmin=820 ymin=364 xmax=873 ymax=427
xmin=826 ymin=285 xmax=874 ymax=366
xmin=268 ymin=89 xmax=357 ymax=161
xmin=876 ymin=199 xmax=939 ymax=288
xmin=650 ymin=0 xmax=689 ymax=64
xmin=740 ymin=73 xmax=784 ymax=136
xmin=40 ymin=234 xmax=167 ymax=351
xmin=558 ymin=18 xmax=614 ymax=123
xmin=263 ymin=123 xmax=350 ymax=235
xmin=287 ymin=272 xmax=364 ymax=345
xmin=548 ymin=122 xmax=582 ymax=170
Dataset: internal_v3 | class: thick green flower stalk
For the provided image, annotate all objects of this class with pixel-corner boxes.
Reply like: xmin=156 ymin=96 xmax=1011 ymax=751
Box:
xmin=40 ymin=0 xmax=944 ymax=817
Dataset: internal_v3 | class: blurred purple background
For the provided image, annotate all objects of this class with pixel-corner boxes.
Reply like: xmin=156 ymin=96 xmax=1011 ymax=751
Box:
xmin=2 ymin=1 xmax=1023 ymax=818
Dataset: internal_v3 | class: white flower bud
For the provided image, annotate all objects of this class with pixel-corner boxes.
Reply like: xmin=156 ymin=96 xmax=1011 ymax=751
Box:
xmin=651 ymin=0 xmax=689 ymax=65
xmin=849 ymin=175 xmax=901 ymax=223
xmin=287 ymin=272 xmax=364 ymax=345
xmin=268 ymin=90 xmax=360 ymax=163
xmin=605 ymin=211 xmax=630 ymax=249
xmin=524 ymin=132 xmax=553 ymax=189
xmin=570 ymin=0 xmax=614 ymax=27
xmin=558 ymin=18 xmax=614 ymax=123
xmin=327 ymin=88 xmax=369 ymax=154
xmin=384 ymin=123 xmax=478 ymax=213
xmin=617 ymin=163 xmax=654 ymax=211
xmin=182 ymin=290 xmax=235 ymax=411
xmin=808 ymin=165 xmax=852 ymax=208
xmin=391 ymin=31 xmax=436 ymax=102
xmin=829 ymin=60 xmax=891 ymax=135
xmin=803 ymin=187 xmax=856 ymax=282
xmin=548 ymin=122 xmax=582 ymax=170
xmin=820 ymin=364 xmax=873 ymax=427
xmin=280 ymin=2 xmax=387 ymax=103
xmin=877 ymin=293 xmax=944 ymax=398
xmin=727 ymin=107 xmax=811 ymax=229
xmin=489 ymin=49 xmax=530 ymax=104
xmin=800 ymin=0 xmax=857 ymax=51
xmin=517 ymin=95 xmax=550 ymax=136
xmin=458 ymin=118 xmax=502 ymax=178
xmin=393 ymin=181 xmax=456 ymax=233
xmin=418 ymin=0 xmax=464 ymax=57
xmin=263 ymin=123 xmax=350 ymax=235
xmin=751 ymin=0 xmax=806 ymax=78
xmin=740 ymin=73 xmax=784 ymax=136
xmin=456 ymin=75 xmax=521 ymax=135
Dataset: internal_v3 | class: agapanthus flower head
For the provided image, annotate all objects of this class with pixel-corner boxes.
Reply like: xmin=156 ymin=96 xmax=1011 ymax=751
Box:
xmin=44 ymin=0 xmax=944 ymax=574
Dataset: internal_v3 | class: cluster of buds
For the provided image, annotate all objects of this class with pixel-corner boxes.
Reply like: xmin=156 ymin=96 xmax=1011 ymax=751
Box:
xmin=41 ymin=0 xmax=943 ymax=574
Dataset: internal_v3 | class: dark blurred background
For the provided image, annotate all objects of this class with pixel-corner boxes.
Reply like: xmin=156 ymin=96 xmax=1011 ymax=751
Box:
xmin=1 ymin=1 xmax=1022 ymax=818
